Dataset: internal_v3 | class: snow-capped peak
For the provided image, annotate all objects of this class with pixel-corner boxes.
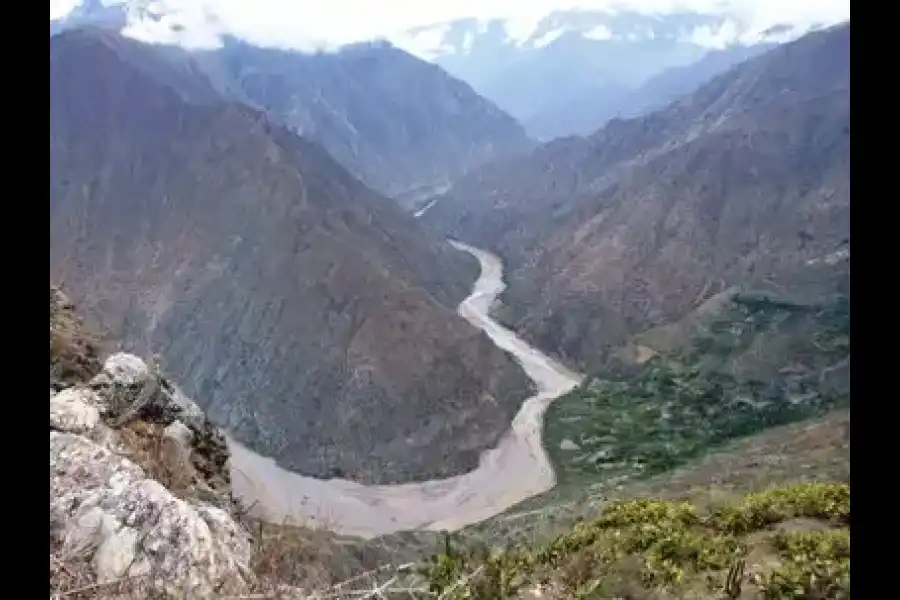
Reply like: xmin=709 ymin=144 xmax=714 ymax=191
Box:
xmin=388 ymin=10 xmax=829 ymax=61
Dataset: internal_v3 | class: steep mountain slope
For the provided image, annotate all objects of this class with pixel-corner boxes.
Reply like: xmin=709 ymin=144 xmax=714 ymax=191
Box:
xmin=392 ymin=10 xmax=830 ymax=138
xmin=209 ymin=39 xmax=532 ymax=199
xmin=424 ymin=23 xmax=850 ymax=371
xmin=525 ymin=42 xmax=777 ymax=140
xmin=50 ymin=28 xmax=533 ymax=485
xmin=50 ymin=4 xmax=532 ymax=202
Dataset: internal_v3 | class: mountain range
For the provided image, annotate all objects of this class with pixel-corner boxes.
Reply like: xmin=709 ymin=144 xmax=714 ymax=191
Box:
xmin=424 ymin=22 xmax=850 ymax=372
xmin=50 ymin=2 xmax=532 ymax=201
xmin=49 ymin=27 xmax=533 ymax=484
xmin=48 ymin=8 xmax=851 ymax=597
xmin=392 ymin=9 xmax=830 ymax=139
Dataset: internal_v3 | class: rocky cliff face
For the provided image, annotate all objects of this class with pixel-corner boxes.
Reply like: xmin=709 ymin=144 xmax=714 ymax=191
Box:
xmin=425 ymin=23 xmax=850 ymax=370
xmin=50 ymin=28 xmax=533 ymax=484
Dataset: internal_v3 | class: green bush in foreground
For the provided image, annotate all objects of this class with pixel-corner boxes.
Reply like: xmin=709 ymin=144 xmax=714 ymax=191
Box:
xmin=713 ymin=481 xmax=850 ymax=535
xmin=762 ymin=529 xmax=850 ymax=600
xmin=423 ymin=482 xmax=850 ymax=599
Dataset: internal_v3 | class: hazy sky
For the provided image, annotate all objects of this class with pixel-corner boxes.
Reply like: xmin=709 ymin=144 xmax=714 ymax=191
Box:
xmin=50 ymin=0 xmax=850 ymax=49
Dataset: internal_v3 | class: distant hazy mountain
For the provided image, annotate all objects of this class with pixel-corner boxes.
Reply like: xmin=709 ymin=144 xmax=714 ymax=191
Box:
xmin=50 ymin=28 xmax=533 ymax=484
xmin=524 ymin=42 xmax=777 ymax=140
xmin=424 ymin=23 xmax=850 ymax=371
xmin=392 ymin=10 xmax=827 ymax=139
xmin=50 ymin=3 xmax=531 ymax=200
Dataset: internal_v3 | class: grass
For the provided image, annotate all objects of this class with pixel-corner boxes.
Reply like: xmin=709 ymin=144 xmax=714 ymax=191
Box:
xmin=50 ymin=285 xmax=105 ymax=387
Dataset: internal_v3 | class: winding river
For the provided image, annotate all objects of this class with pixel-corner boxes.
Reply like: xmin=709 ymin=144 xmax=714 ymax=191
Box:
xmin=228 ymin=240 xmax=582 ymax=538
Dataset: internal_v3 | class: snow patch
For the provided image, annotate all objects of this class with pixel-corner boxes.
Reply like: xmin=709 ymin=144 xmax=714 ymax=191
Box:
xmin=530 ymin=27 xmax=566 ymax=49
xmin=390 ymin=23 xmax=455 ymax=60
xmin=462 ymin=30 xmax=475 ymax=54
xmin=504 ymin=14 xmax=543 ymax=46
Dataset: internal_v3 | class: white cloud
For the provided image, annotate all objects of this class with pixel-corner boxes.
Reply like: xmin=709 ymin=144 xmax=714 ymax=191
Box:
xmin=50 ymin=0 xmax=81 ymax=20
xmin=50 ymin=0 xmax=850 ymax=50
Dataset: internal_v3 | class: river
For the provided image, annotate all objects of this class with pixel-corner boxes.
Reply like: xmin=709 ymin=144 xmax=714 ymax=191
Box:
xmin=228 ymin=240 xmax=582 ymax=538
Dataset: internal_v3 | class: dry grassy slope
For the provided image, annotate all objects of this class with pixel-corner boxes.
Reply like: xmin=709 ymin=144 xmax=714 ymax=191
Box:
xmin=49 ymin=28 xmax=533 ymax=485
xmin=425 ymin=23 xmax=850 ymax=371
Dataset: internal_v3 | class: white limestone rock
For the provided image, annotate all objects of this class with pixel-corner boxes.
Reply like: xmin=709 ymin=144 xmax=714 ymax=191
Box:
xmin=100 ymin=353 xmax=149 ymax=386
xmin=50 ymin=431 xmax=254 ymax=598
xmin=49 ymin=387 xmax=104 ymax=434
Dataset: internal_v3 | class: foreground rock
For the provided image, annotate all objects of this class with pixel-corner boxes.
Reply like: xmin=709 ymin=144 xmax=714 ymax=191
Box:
xmin=49 ymin=351 xmax=255 ymax=598
xmin=50 ymin=431 xmax=253 ymax=597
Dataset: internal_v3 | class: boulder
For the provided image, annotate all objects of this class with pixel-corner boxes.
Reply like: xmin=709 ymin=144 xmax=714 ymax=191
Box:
xmin=50 ymin=431 xmax=254 ymax=597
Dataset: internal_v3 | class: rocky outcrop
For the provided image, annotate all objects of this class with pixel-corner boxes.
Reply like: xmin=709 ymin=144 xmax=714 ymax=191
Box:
xmin=49 ymin=352 xmax=255 ymax=598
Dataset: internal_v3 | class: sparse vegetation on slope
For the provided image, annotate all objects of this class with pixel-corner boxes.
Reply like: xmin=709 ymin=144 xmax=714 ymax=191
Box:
xmin=545 ymin=292 xmax=849 ymax=487
xmin=425 ymin=23 xmax=850 ymax=373
xmin=50 ymin=285 xmax=104 ymax=388
xmin=423 ymin=482 xmax=849 ymax=599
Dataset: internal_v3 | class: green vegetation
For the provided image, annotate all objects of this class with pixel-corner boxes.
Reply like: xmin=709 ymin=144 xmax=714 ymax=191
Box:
xmin=762 ymin=529 xmax=850 ymax=600
xmin=712 ymin=482 xmax=849 ymax=535
xmin=544 ymin=293 xmax=849 ymax=488
xmin=423 ymin=483 xmax=850 ymax=599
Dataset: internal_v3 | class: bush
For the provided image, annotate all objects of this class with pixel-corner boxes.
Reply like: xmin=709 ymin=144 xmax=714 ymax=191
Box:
xmin=423 ymin=482 xmax=850 ymax=600
xmin=761 ymin=529 xmax=850 ymax=599
xmin=712 ymin=483 xmax=849 ymax=535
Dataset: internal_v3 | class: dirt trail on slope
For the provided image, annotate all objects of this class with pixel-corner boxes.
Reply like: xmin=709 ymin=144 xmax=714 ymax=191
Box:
xmin=229 ymin=240 xmax=583 ymax=538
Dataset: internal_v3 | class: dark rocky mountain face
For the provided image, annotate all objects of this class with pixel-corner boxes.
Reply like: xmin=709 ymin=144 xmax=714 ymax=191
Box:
xmin=205 ymin=39 xmax=532 ymax=200
xmin=50 ymin=28 xmax=533 ymax=484
xmin=424 ymin=23 xmax=850 ymax=371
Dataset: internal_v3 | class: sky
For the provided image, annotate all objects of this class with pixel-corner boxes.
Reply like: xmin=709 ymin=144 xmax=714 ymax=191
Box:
xmin=49 ymin=0 xmax=850 ymax=50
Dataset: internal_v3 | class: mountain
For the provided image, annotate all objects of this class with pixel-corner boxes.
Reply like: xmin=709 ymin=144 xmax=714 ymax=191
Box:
xmin=49 ymin=3 xmax=532 ymax=202
xmin=50 ymin=27 xmax=533 ymax=485
xmin=524 ymin=42 xmax=777 ymax=140
xmin=206 ymin=39 xmax=532 ymax=200
xmin=392 ymin=10 xmax=829 ymax=139
xmin=423 ymin=23 xmax=850 ymax=371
